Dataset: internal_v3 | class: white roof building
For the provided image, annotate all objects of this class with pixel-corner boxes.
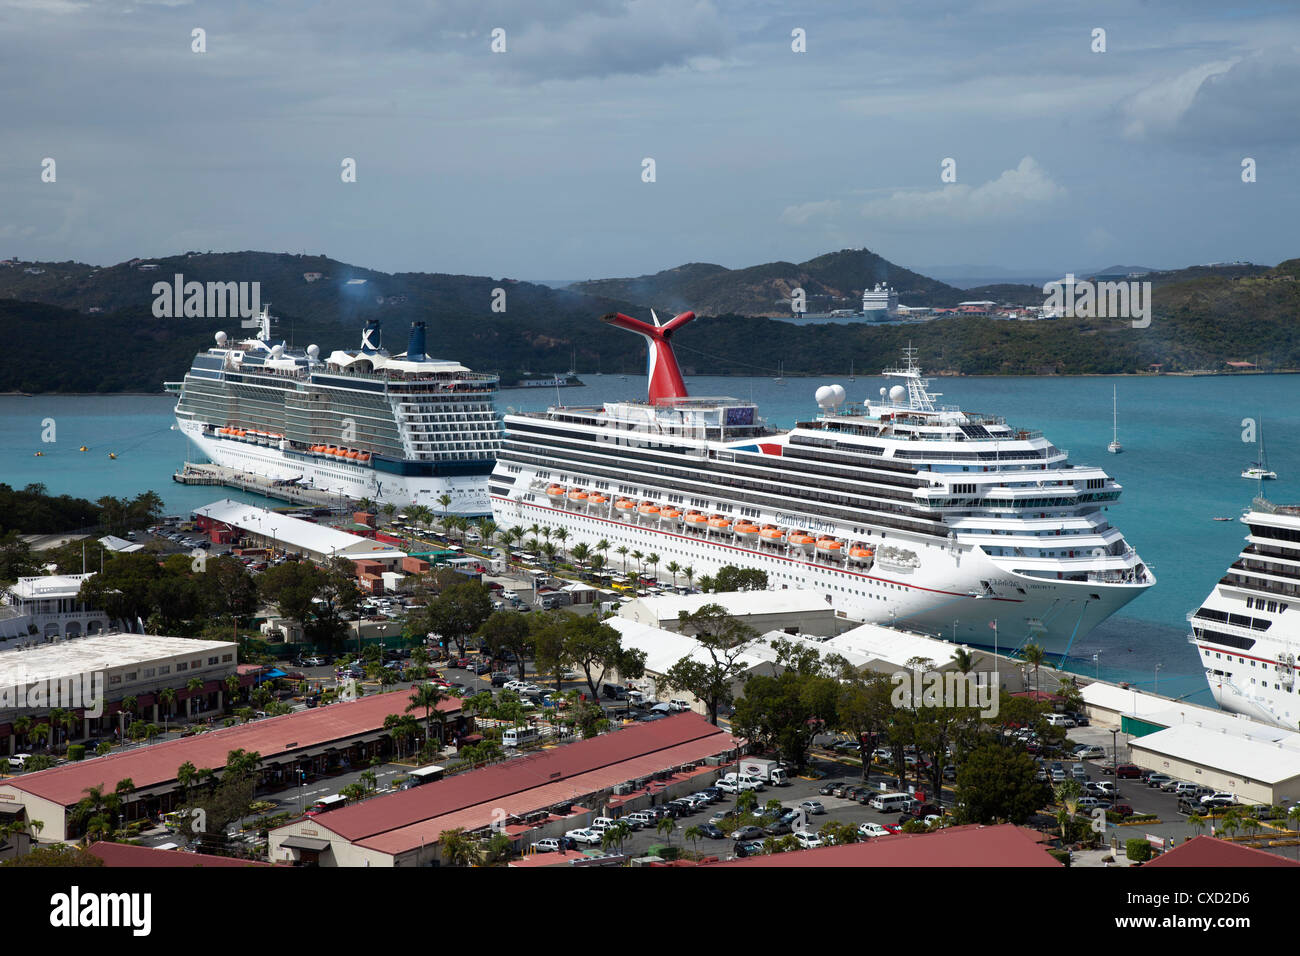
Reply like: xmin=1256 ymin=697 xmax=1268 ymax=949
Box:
xmin=193 ymin=499 xmax=406 ymax=567
xmin=1128 ymin=723 xmax=1300 ymax=805
xmin=1 ymin=573 xmax=111 ymax=644
xmin=617 ymin=589 xmax=836 ymax=636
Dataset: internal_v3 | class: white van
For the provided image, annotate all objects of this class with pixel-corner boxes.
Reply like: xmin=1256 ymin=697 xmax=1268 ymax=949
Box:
xmin=502 ymin=726 xmax=541 ymax=748
xmin=870 ymin=792 xmax=916 ymax=813
xmin=668 ymin=699 xmax=691 ymax=713
xmin=1045 ymin=713 xmax=1077 ymax=728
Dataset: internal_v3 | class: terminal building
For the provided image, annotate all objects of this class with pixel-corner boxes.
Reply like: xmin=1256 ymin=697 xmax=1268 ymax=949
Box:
xmin=193 ymin=499 xmax=407 ymax=569
xmin=617 ymin=590 xmax=839 ymax=637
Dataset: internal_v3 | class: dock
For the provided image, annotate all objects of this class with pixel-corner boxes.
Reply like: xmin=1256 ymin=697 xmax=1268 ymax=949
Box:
xmin=173 ymin=462 xmax=355 ymax=510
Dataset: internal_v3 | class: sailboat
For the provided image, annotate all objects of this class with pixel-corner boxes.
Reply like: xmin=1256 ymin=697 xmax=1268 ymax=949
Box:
xmin=848 ymin=361 xmax=855 ymax=383
xmin=1243 ymin=417 xmax=1277 ymax=480
xmin=774 ymin=361 xmax=785 ymax=386
xmin=1107 ymin=386 xmax=1122 ymax=454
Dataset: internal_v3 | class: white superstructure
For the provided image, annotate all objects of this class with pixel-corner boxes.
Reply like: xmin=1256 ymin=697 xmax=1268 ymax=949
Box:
xmin=1191 ymin=498 xmax=1300 ymax=728
xmin=490 ymin=313 xmax=1153 ymax=659
xmin=170 ymin=310 xmax=500 ymax=513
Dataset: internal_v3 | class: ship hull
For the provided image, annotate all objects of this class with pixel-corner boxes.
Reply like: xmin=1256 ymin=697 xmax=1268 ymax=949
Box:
xmin=180 ymin=419 xmax=490 ymax=514
xmin=491 ymin=493 xmax=1145 ymax=658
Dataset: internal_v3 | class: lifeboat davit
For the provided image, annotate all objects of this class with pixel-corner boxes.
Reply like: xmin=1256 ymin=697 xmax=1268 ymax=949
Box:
xmin=849 ymin=545 xmax=874 ymax=563
xmin=789 ymin=531 xmax=815 ymax=551
xmin=759 ymin=526 xmax=786 ymax=544
xmin=546 ymin=484 xmax=566 ymax=500
xmin=735 ymin=522 xmax=760 ymax=538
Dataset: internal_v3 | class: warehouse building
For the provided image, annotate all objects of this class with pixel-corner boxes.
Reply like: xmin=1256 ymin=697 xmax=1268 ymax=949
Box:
xmin=707 ymin=823 xmax=1058 ymax=867
xmin=1128 ymin=723 xmax=1300 ymax=807
xmin=268 ymin=712 xmax=738 ymax=867
xmin=0 ymin=688 xmax=462 ymax=842
xmin=618 ymin=590 xmax=838 ymax=636
xmin=193 ymin=499 xmax=407 ymax=569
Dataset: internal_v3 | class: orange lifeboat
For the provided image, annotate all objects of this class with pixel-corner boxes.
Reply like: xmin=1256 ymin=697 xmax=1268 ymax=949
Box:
xmin=358 ymin=452 xmax=371 ymax=462
xmin=735 ymin=522 xmax=760 ymax=538
xmin=684 ymin=511 xmax=708 ymax=529
xmin=588 ymin=493 xmax=608 ymax=507
xmin=546 ymin=484 xmax=566 ymax=500
xmin=816 ymin=537 xmax=844 ymax=556
xmin=659 ymin=507 xmax=682 ymax=523
xmin=568 ymin=488 xmax=589 ymax=503
xmin=614 ymin=499 xmax=636 ymax=516
xmin=346 ymin=450 xmax=360 ymax=459
xmin=638 ymin=502 xmax=660 ymax=517
xmin=707 ymin=515 xmax=732 ymax=532
xmin=789 ymin=531 xmax=815 ymax=551
xmin=332 ymin=448 xmax=347 ymax=457
xmin=759 ymin=526 xmax=786 ymax=543
xmin=848 ymin=545 xmax=874 ymax=563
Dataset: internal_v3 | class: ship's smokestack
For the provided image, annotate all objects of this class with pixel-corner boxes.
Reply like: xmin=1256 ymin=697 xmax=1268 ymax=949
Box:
xmin=407 ymin=321 xmax=427 ymax=362
xmin=360 ymin=318 xmax=381 ymax=354
xmin=600 ymin=310 xmax=696 ymax=404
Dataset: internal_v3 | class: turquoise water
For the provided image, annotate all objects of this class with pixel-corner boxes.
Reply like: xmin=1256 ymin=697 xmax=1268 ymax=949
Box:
xmin=6 ymin=373 xmax=1298 ymax=703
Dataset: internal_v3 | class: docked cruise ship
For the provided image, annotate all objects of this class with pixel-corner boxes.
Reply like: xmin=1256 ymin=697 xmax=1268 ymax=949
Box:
xmin=170 ymin=310 xmax=500 ymax=513
xmin=490 ymin=310 xmax=1154 ymax=656
xmin=1191 ymin=498 xmax=1300 ymax=728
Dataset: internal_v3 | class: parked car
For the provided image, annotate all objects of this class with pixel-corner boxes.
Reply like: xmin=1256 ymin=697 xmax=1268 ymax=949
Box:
xmin=794 ymin=830 xmax=825 ymax=849
xmin=732 ymin=825 xmax=764 ymax=841
xmin=858 ymin=821 xmax=890 ymax=838
xmin=1110 ymin=803 xmax=1135 ymax=818
xmin=698 ymin=823 xmax=725 ymax=839
xmin=1076 ymin=796 xmax=1110 ymax=810
xmin=565 ymin=828 xmax=601 ymax=845
xmin=7 ymin=753 xmax=32 ymax=771
xmin=1095 ymin=781 xmax=1118 ymax=796
xmin=818 ymin=780 xmax=842 ymax=796
xmin=1146 ymin=773 xmax=1173 ymax=788
xmin=1115 ymin=764 xmax=1142 ymax=779
xmin=799 ymin=800 xmax=826 ymax=815
xmin=763 ymin=820 xmax=793 ymax=836
xmin=1074 ymin=745 xmax=1106 ymax=759
xmin=532 ymin=837 xmax=563 ymax=853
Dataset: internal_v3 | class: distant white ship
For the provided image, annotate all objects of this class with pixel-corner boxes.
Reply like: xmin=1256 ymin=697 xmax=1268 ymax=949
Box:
xmin=1242 ymin=417 xmax=1277 ymax=480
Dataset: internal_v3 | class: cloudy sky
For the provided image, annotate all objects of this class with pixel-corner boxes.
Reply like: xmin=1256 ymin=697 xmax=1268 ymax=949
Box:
xmin=1 ymin=0 xmax=1297 ymax=281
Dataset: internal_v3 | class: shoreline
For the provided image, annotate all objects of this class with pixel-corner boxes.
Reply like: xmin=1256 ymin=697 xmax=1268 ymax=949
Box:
xmin=3 ymin=369 xmax=1300 ymax=397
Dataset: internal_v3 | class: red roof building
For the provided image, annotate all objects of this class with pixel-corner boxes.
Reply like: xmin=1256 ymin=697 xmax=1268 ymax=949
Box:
xmin=87 ymin=841 xmax=276 ymax=867
xmin=269 ymin=712 xmax=738 ymax=867
xmin=1145 ymin=836 xmax=1300 ymax=867
xmin=708 ymin=824 xmax=1059 ymax=867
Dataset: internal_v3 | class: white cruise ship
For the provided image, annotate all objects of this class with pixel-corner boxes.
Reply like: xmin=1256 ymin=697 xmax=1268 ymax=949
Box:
xmin=169 ymin=310 xmax=500 ymax=513
xmin=490 ymin=310 xmax=1154 ymax=656
xmin=1191 ymin=498 xmax=1300 ymax=728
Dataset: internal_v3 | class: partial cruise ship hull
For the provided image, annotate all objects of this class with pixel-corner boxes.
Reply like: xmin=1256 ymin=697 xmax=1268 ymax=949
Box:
xmin=492 ymin=491 xmax=1144 ymax=657
xmin=180 ymin=419 xmax=490 ymax=514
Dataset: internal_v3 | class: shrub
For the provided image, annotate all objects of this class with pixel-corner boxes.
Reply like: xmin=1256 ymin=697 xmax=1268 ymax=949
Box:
xmin=67 ymin=744 xmax=86 ymax=761
xmin=1125 ymin=838 xmax=1153 ymax=862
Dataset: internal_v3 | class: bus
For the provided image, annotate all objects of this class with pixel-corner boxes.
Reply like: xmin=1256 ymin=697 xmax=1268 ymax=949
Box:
xmin=502 ymin=726 xmax=542 ymax=748
xmin=400 ymin=765 xmax=446 ymax=789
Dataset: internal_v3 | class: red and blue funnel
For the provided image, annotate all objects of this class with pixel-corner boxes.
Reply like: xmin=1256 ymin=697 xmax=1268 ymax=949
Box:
xmin=601 ymin=309 xmax=695 ymax=404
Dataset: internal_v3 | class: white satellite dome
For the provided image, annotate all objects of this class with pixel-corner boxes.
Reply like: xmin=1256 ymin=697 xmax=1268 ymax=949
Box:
xmin=889 ymin=384 xmax=907 ymax=403
xmin=270 ymin=344 xmax=284 ymax=358
xmin=879 ymin=387 xmax=887 ymax=397
xmin=214 ymin=331 xmax=228 ymax=346
xmin=815 ymin=385 xmax=834 ymax=407
xmin=307 ymin=344 xmax=320 ymax=360
xmin=829 ymin=384 xmax=846 ymax=405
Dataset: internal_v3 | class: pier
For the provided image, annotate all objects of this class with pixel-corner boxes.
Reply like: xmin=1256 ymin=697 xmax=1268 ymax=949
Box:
xmin=173 ymin=462 xmax=355 ymax=510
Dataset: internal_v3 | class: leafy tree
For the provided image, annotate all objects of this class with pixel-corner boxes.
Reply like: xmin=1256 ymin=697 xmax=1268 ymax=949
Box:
xmin=661 ymin=603 xmax=759 ymax=724
xmin=713 ymin=566 xmax=768 ymax=592
xmin=2 ymin=844 xmax=104 ymax=867
xmin=953 ymin=744 xmax=1048 ymax=825
xmin=440 ymin=827 xmax=480 ymax=866
xmin=477 ymin=610 xmax=533 ymax=679
xmin=420 ymin=581 xmax=493 ymax=657
xmin=560 ymin=613 xmax=646 ymax=701
xmin=733 ymin=668 xmax=839 ymax=771
xmin=407 ymin=683 xmax=450 ymax=746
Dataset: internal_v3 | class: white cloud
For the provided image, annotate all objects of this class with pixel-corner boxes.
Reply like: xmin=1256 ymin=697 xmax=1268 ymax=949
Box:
xmin=1121 ymin=59 xmax=1240 ymax=140
xmin=779 ymin=199 xmax=841 ymax=225
xmin=860 ymin=156 xmax=1065 ymax=225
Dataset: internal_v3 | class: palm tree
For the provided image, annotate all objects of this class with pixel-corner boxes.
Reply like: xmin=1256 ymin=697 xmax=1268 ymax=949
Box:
xmin=571 ymin=542 xmax=591 ymax=569
xmin=1022 ymin=643 xmax=1046 ymax=698
xmin=666 ymin=561 xmax=681 ymax=590
xmin=407 ymin=684 xmax=448 ymax=746
xmin=357 ymin=496 xmax=375 ymax=512
xmin=682 ymin=566 xmax=695 ymax=592
xmin=646 ymin=552 xmax=660 ymax=582
xmin=13 ymin=716 xmax=31 ymax=749
xmin=382 ymin=502 xmax=397 ymax=521
xmin=437 ymin=494 xmax=453 ymax=531
xmin=186 ymin=677 xmax=205 ymax=717
xmin=31 ymin=722 xmax=51 ymax=752
xmin=596 ymin=538 xmax=610 ymax=567
xmin=617 ymin=545 xmax=629 ymax=574
xmin=656 ymin=816 xmax=676 ymax=846
xmin=631 ymin=550 xmax=644 ymax=581
xmin=499 ymin=527 xmax=519 ymax=552
xmin=600 ymin=820 xmax=632 ymax=855
xmin=159 ymin=687 xmax=177 ymax=724
xmin=541 ymin=541 xmax=557 ymax=566
xmin=477 ymin=519 xmax=498 ymax=549
xmin=439 ymin=827 xmax=480 ymax=866
xmin=684 ymin=824 xmax=703 ymax=856
xmin=525 ymin=537 xmax=541 ymax=554
xmin=541 ymin=525 xmax=552 ymax=542
xmin=1187 ymin=813 xmax=1206 ymax=837
xmin=553 ymin=527 xmax=568 ymax=562
xmin=1219 ymin=810 xmax=1242 ymax=840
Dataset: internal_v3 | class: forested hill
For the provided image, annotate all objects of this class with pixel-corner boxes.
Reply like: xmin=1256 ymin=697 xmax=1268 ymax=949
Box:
xmin=0 ymin=253 xmax=1295 ymax=392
